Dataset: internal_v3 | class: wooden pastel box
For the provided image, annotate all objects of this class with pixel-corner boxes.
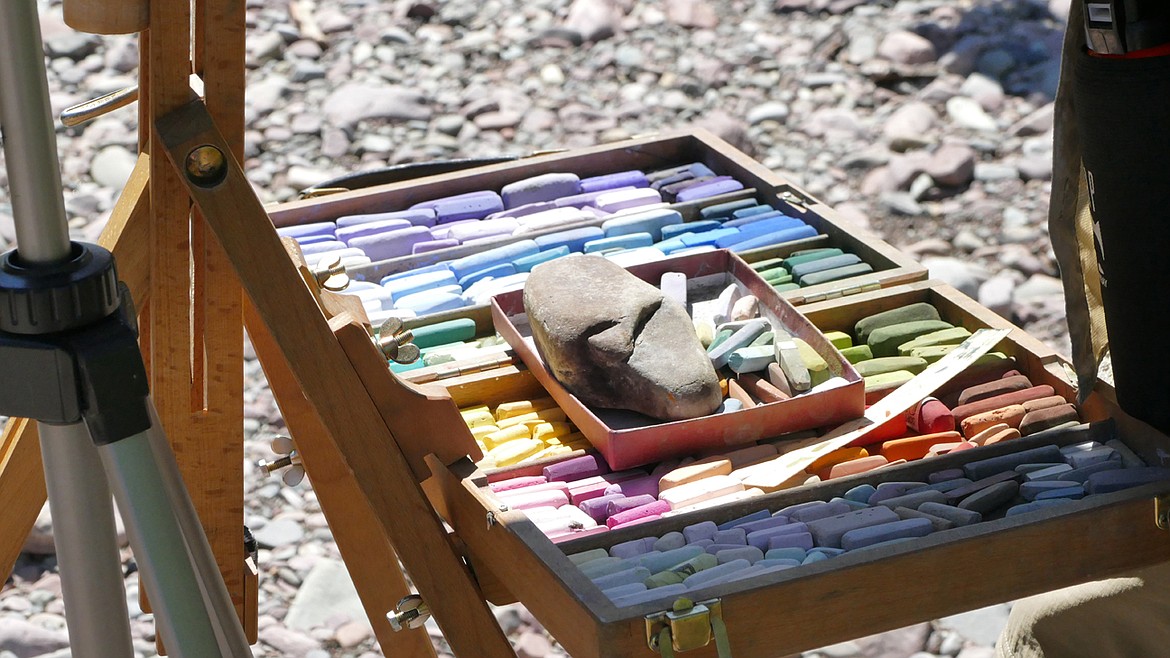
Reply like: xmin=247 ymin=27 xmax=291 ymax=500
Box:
xmin=426 ymin=279 xmax=1170 ymax=658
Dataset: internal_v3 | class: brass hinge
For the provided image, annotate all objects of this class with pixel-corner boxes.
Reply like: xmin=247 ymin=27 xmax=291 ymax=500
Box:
xmin=645 ymin=597 xmax=732 ymax=657
xmin=1156 ymin=495 xmax=1170 ymax=531
xmin=776 ymin=187 xmax=816 ymax=213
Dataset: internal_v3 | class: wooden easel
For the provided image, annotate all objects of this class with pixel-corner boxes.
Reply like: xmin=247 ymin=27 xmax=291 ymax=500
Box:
xmin=0 ymin=2 xmax=519 ymax=655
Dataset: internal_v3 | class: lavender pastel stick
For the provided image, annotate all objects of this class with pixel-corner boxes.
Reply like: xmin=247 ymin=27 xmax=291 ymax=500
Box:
xmin=580 ymin=494 xmax=627 ymax=523
xmin=430 ymin=219 xmax=479 ymax=240
xmin=337 ymin=219 xmax=414 ymax=245
xmin=579 ymin=170 xmax=649 ymax=193
xmin=501 ymin=173 xmax=582 ymax=209
xmin=449 ymin=218 xmax=521 ymax=243
xmin=486 ymin=201 xmax=558 ymax=220
xmin=412 ymin=239 xmax=460 ymax=254
xmin=337 ymin=209 xmax=437 ymax=228
xmin=603 ymin=475 xmax=659 ymax=499
xmin=294 ymin=234 xmax=338 ymax=246
xmin=554 ymin=187 xmax=636 ymax=209
xmin=430 ymin=192 xmax=505 ymax=224
xmin=277 ymin=221 xmax=336 ymax=239
xmin=298 ymin=240 xmax=348 ymax=256
xmin=349 ymin=226 xmax=434 ymax=261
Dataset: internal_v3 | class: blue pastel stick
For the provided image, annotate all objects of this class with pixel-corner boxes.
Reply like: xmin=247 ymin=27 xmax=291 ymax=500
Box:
xmin=731 ymin=205 xmax=774 ymax=219
xmin=553 ymin=187 xmax=634 ymax=209
xmin=429 ymin=192 xmax=505 ymax=224
xmin=277 ymin=222 xmax=335 ymax=239
xmin=513 ymin=246 xmax=570 ymax=272
xmin=714 ymin=218 xmax=807 ymax=248
xmin=380 ymin=263 xmax=452 ymax=285
xmin=393 ymin=290 xmax=467 ymax=314
xmin=583 ymin=233 xmax=653 ymax=254
xmin=1034 ymin=486 xmax=1085 ymax=501
xmin=336 ymin=219 xmax=414 ymax=245
xmin=336 ymin=208 xmax=438 ymax=228
xmin=661 ymin=221 xmax=722 ymax=242
xmin=1086 ymin=467 xmax=1170 ymax=494
xmin=459 ymin=263 xmax=517 ymax=289
xmin=840 ymin=518 xmax=933 ymax=551
xmin=580 ymin=170 xmax=649 ymax=193
xmin=722 ymin=211 xmax=789 ymax=228
xmin=533 ymin=227 xmax=604 ymax=253
xmin=680 ymin=228 xmax=739 ymax=247
xmin=384 ymin=269 xmax=458 ymax=300
xmin=449 ymin=240 xmax=540 ymax=280
xmin=601 ymin=208 xmax=683 ymax=241
xmin=717 ymin=510 xmax=769 ymax=531
xmin=699 ymin=199 xmax=757 ymax=220
xmin=729 ymin=225 xmax=819 ymax=252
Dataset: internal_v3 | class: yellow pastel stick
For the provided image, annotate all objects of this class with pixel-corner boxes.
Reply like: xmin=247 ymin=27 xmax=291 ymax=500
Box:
xmin=495 ymin=397 xmax=558 ymax=420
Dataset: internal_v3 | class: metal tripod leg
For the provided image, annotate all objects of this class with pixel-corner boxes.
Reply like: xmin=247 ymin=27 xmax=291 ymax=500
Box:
xmin=38 ymin=423 xmax=134 ymax=658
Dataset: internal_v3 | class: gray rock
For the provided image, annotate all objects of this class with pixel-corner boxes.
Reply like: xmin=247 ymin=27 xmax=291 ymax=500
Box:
xmin=880 ymin=192 xmax=923 ymax=216
xmin=959 ymin=73 xmax=1005 ymax=112
xmin=974 ymin=162 xmax=1019 ymax=182
xmin=853 ymin=622 xmax=931 ymax=657
xmin=248 ymin=32 xmax=285 ymax=62
xmin=259 ymin=626 xmax=322 ymax=658
xmin=887 ymin=151 xmax=932 ymax=190
xmin=523 ymin=255 xmax=721 ymax=421
xmin=253 ymin=518 xmax=305 ymax=548
xmin=846 ymin=33 xmax=879 ymax=65
xmin=883 ymin=102 xmax=936 ymax=151
xmin=925 ymin=144 xmax=976 ymax=187
xmin=44 ymin=32 xmax=100 ymax=61
xmin=957 ymin=647 xmax=996 ymax=658
xmin=952 ymin=229 xmax=984 ymax=252
xmin=474 ymin=110 xmax=523 ymax=131
xmin=322 ymin=83 xmax=431 ymax=128
xmin=694 ymin=111 xmax=755 ymax=156
xmin=1010 ymin=104 xmax=1055 ymax=136
xmin=666 ymin=0 xmax=719 ymax=29
xmin=291 ymin=61 xmax=326 ymax=83
xmin=90 ymin=145 xmax=138 ymax=190
xmin=1013 ymin=274 xmax=1064 ymax=306
xmin=285 ymin=558 xmax=366 ymax=631
xmin=923 ymin=257 xmax=991 ymax=298
xmin=817 ymin=640 xmax=862 ymax=657
xmin=747 ymin=101 xmax=791 ymax=126
xmin=564 ymin=0 xmax=621 ymax=42
xmin=946 ymin=97 xmax=997 ymax=132
xmin=978 ymin=275 xmax=1017 ymax=319
xmin=877 ymin=30 xmax=937 ymax=66
xmin=909 ymin=173 xmax=934 ymax=201
xmin=976 ymin=48 xmax=1015 ymax=78
xmin=1017 ymin=156 xmax=1052 ymax=181
xmin=939 ymin=603 xmax=1012 ymax=647
xmin=0 ymin=618 xmax=69 ymax=658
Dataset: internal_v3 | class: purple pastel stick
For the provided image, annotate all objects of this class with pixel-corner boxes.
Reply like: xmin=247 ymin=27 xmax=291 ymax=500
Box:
xmin=609 ymin=537 xmax=658 ymax=560
xmin=706 ymin=543 xmax=750 ymax=555
xmin=569 ymin=480 xmax=619 ymax=506
xmin=423 ymin=191 xmax=504 ymax=224
xmin=554 ymin=187 xmax=636 ymax=209
xmin=298 ymin=240 xmax=348 ymax=255
xmin=606 ymin=494 xmax=657 ymax=517
xmin=410 ymin=190 xmax=495 ymax=210
xmin=711 ymin=529 xmax=746 ymax=545
xmin=277 ymin=221 xmax=336 ymax=239
xmin=929 ymin=469 xmax=966 ymax=484
xmin=579 ymin=170 xmax=650 ymax=193
xmin=746 ymin=523 xmax=811 ymax=551
xmin=674 ymin=177 xmax=746 ymax=203
xmin=430 ymin=219 xmax=479 ymax=240
xmin=349 ymin=226 xmax=434 ymax=261
xmin=580 ymin=494 xmax=626 ymax=523
xmin=487 ymin=201 xmax=558 ymax=220
xmin=336 ymin=219 xmax=414 ymax=245
xmin=767 ymin=532 xmax=814 ymax=551
xmin=610 ymin=514 xmax=663 ymax=530
xmin=867 ymin=481 xmax=929 ymax=505
xmin=336 ymin=209 xmax=438 ymax=228
xmin=412 ymin=239 xmax=460 ymax=254
xmin=683 ymin=521 xmax=718 ymax=544
xmin=735 ymin=515 xmax=791 ymax=534
xmin=501 ymin=173 xmax=582 ymax=209
xmin=603 ymin=475 xmax=659 ymax=500
xmin=841 ymin=518 xmax=934 ymax=551
xmin=786 ymin=501 xmax=852 ymax=523
xmin=543 ymin=454 xmax=611 ymax=482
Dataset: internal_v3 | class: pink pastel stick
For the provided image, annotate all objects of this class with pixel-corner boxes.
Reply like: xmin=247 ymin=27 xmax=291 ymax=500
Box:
xmin=606 ymin=500 xmax=671 ymax=528
xmin=488 ymin=476 xmax=548 ymax=493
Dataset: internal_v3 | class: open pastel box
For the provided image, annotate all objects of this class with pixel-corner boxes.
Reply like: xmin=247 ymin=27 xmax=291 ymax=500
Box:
xmin=489 ymin=249 xmax=865 ymax=470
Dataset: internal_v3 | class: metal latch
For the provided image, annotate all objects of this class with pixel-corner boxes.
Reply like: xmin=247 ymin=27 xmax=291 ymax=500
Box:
xmin=645 ymin=598 xmax=732 ymax=657
xmin=1156 ymin=495 xmax=1170 ymax=531
xmin=790 ymin=280 xmax=882 ymax=305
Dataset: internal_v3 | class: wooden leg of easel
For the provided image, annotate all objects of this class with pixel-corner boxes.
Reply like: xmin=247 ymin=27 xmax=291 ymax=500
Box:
xmin=244 ymin=303 xmax=438 ymax=657
xmin=0 ymin=156 xmax=152 ymax=581
xmin=156 ymin=98 xmax=516 ymax=658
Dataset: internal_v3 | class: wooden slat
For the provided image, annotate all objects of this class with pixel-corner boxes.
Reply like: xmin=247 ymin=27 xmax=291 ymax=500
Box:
xmin=244 ymin=302 xmax=436 ymax=657
xmin=0 ymin=419 xmax=44 ymax=580
xmin=154 ymin=98 xmax=516 ymax=658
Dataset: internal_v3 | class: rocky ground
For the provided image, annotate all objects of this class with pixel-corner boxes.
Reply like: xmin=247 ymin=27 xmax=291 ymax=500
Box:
xmin=1 ymin=0 xmax=1075 ymax=656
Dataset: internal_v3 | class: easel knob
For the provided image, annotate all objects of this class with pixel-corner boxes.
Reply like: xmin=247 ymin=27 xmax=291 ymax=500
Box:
xmin=258 ymin=435 xmax=304 ymax=486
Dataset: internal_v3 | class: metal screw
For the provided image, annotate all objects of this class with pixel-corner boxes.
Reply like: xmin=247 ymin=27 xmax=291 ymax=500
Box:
xmin=387 ymin=595 xmax=430 ymax=632
xmin=312 ymin=257 xmax=350 ymax=291
xmin=185 ymin=145 xmax=227 ymax=187
xmin=376 ymin=317 xmax=420 ymax=365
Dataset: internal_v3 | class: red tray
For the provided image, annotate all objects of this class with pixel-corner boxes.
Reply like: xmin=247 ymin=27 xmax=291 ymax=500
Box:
xmin=490 ymin=250 xmax=864 ymax=469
